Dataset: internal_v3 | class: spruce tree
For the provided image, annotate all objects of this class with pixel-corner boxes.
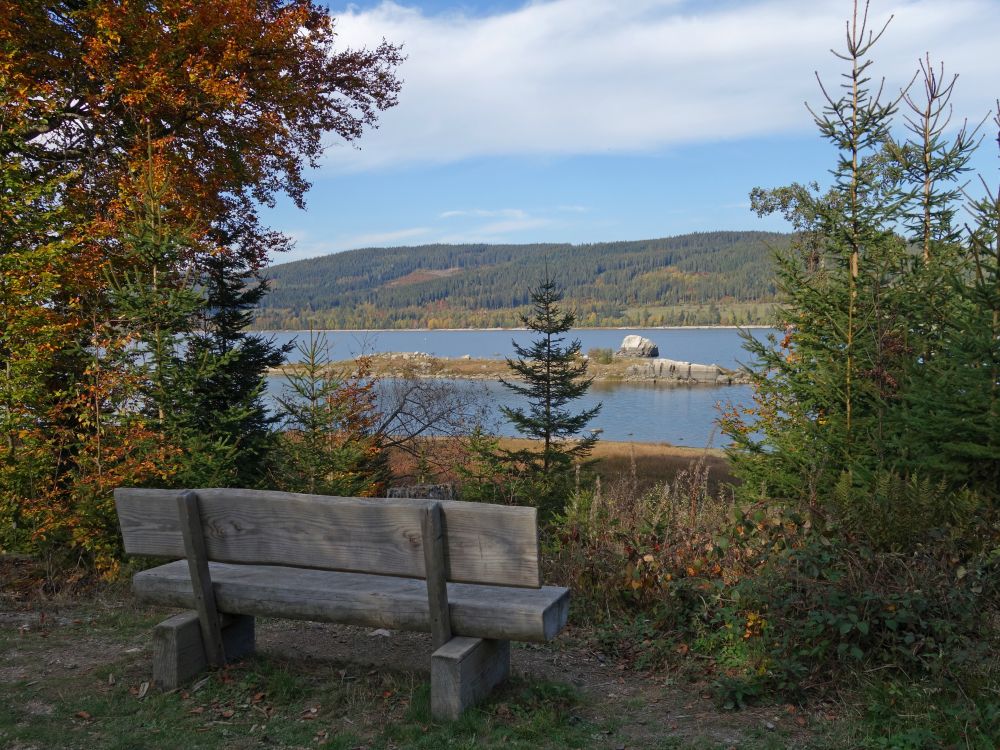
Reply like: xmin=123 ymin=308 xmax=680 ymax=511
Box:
xmin=185 ymin=250 xmax=291 ymax=486
xmin=727 ymin=0 xmax=995 ymax=529
xmin=272 ymin=330 xmax=388 ymax=497
xmin=895 ymin=104 xmax=1000 ymax=499
xmin=732 ymin=1 xmax=910 ymax=505
xmin=500 ymin=275 xmax=601 ymax=508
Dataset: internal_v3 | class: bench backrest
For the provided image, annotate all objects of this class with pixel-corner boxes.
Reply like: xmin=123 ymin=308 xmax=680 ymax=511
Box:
xmin=115 ymin=488 xmax=541 ymax=588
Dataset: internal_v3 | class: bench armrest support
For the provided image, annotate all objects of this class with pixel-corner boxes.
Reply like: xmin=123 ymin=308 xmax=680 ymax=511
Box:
xmin=421 ymin=502 xmax=452 ymax=649
xmin=177 ymin=490 xmax=226 ymax=666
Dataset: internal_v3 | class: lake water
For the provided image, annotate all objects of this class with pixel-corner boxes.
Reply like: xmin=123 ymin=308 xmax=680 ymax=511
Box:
xmin=261 ymin=328 xmax=771 ymax=447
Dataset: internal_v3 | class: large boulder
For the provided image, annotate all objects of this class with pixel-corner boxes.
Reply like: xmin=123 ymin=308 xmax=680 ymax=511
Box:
xmin=616 ymin=335 xmax=659 ymax=358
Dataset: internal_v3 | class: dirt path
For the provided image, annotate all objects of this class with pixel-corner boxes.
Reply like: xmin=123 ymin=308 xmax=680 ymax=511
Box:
xmin=1 ymin=593 xmax=825 ymax=749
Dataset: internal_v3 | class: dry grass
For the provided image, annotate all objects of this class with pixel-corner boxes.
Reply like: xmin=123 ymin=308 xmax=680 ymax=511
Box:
xmin=386 ymin=436 xmax=732 ymax=495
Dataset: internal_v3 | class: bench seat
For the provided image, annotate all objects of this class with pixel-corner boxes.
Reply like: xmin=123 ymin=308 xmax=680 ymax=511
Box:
xmin=135 ymin=560 xmax=570 ymax=643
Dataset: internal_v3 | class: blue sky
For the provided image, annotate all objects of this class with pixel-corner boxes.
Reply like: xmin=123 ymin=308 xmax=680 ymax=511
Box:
xmin=261 ymin=0 xmax=1000 ymax=263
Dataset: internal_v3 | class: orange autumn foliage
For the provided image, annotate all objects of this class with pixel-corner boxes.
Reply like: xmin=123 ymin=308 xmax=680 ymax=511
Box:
xmin=0 ymin=1 xmax=402 ymax=575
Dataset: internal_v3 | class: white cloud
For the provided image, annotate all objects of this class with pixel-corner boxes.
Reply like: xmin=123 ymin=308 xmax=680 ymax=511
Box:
xmin=342 ymin=226 xmax=432 ymax=246
xmin=440 ymin=208 xmax=528 ymax=219
xmin=324 ymin=0 xmax=1000 ymax=171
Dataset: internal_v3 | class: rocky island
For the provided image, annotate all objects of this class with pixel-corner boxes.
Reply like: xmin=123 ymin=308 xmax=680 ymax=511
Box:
xmin=274 ymin=335 xmax=750 ymax=386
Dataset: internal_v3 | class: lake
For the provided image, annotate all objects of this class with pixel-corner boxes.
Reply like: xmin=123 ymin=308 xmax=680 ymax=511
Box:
xmin=261 ymin=327 xmax=772 ymax=447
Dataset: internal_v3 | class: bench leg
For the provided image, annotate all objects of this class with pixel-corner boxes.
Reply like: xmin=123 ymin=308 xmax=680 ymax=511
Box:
xmin=431 ymin=636 xmax=510 ymax=720
xmin=152 ymin=611 xmax=255 ymax=690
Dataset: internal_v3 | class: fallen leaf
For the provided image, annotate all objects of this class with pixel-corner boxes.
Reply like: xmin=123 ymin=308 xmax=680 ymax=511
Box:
xmin=75 ymin=710 xmax=91 ymax=720
xmin=220 ymin=709 xmax=235 ymax=719
xmin=252 ymin=692 xmax=266 ymax=704
xmin=189 ymin=707 xmax=205 ymax=715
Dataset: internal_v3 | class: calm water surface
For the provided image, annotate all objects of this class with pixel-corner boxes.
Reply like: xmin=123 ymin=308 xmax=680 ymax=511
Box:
xmin=261 ymin=328 xmax=771 ymax=447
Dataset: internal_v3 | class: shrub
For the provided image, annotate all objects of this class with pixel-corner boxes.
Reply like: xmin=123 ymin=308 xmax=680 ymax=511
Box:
xmin=586 ymin=347 xmax=614 ymax=365
xmin=546 ymin=456 xmax=743 ymax=643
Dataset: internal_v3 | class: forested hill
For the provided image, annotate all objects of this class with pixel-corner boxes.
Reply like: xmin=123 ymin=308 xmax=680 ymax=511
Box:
xmin=255 ymin=231 xmax=788 ymax=329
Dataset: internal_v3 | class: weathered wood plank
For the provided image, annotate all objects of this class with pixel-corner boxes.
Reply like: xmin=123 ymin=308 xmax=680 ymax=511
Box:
xmin=431 ymin=637 xmax=510 ymax=720
xmin=152 ymin=610 xmax=255 ymax=690
xmin=421 ymin=502 xmax=452 ymax=649
xmin=134 ymin=561 xmax=569 ymax=643
xmin=116 ymin=488 xmax=540 ymax=588
xmin=176 ymin=491 xmax=225 ymax=666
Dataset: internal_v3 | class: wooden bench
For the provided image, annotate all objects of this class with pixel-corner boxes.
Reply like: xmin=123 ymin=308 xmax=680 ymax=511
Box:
xmin=115 ymin=487 xmax=570 ymax=719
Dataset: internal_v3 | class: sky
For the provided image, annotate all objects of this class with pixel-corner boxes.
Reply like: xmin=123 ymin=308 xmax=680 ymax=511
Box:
xmin=261 ymin=0 xmax=1000 ymax=263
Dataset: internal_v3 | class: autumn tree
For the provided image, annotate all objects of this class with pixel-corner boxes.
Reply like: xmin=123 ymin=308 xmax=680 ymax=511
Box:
xmin=0 ymin=0 xmax=402 ymax=571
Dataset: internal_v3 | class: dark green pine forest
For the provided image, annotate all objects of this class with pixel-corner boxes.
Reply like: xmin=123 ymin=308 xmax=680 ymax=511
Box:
xmin=254 ymin=231 xmax=787 ymax=329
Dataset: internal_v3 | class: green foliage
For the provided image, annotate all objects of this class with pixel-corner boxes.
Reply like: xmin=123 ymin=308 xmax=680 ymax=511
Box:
xmin=586 ymin=347 xmax=614 ymax=365
xmin=727 ymin=4 xmax=998 ymax=521
xmin=255 ymin=231 xmax=786 ymax=329
xmin=454 ymin=429 xmax=535 ymax=505
xmin=719 ymin=15 xmax=1000 ymax=696
xmin=500 ymin=275 xmax=601 ymax=516
xmin=831 ymin=470 xmax=988 ymax=552
xmin=725 ymin=530 xmax=999 ymax=698
xmin=106 ymin=159 xmax=243 ymax=488
xmin=183 ymin=252 xmax=291 ymax=487
xmin=271 ymin=331 xmax=388 ymax=497
xmin=854 ymin=678 xmax=1000 ymax=749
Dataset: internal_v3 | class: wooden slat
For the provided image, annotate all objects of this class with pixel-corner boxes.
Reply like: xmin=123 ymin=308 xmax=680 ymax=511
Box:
xmin=115 ymin=487 xmax=540 ymax=588
xmin=421 ymin=503 xmax=452 ymax=649
xmin=176 ymin=491 xmax=225 ymax=666
xmin=134 ymin=561 xmax=570 ymax=643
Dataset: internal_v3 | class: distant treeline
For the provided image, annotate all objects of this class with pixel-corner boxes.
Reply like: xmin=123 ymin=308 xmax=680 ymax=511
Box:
xmin=255 ymin=231 xmax=787 ymax=329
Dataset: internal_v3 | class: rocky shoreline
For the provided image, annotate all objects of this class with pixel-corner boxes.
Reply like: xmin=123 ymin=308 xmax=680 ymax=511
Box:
xmin=272 ymin=351 xmax=750 ymax=386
